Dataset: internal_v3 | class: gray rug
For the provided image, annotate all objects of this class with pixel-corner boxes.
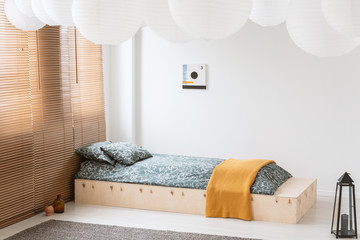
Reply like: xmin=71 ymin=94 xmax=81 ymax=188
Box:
xmin=5 ymin=220 xmax=258 ymax=240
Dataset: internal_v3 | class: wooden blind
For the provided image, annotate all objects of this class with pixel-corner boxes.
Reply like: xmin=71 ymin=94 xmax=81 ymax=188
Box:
xmin=72 ymin=29 xmax=106 ymax=149
xmin=0 ymin=1 xmax=36 ymax=226
xmin=0 ymin=0 xmax=105 ymax=228
xmin=31 ymin=26 xmax=77 ymax=211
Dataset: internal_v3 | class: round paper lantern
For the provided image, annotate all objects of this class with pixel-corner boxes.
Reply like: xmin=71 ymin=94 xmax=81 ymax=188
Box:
xmin=5 ymin=0 xmax=45 ymax=31
xmin=32 ymin=0 xmax=58 ymax=26
xmin=144 ymin=0 xmax=192 ymax=42
xmin=73 ymin=0 xmax=144 ymax=45
xmin=168 ymin=0 xmax=253 ymax=40
xmin=322 ymin=0 xmax=360 ymax=37
xmin=15 ymin=0 xmax=34 ymax=17
xmin=286 ymin=0 xmax=360 ymax=57
xmin=250 ymin=0 xmax=290 ymax=27
xmin=41 ymin=0 xmax=74 ymax=26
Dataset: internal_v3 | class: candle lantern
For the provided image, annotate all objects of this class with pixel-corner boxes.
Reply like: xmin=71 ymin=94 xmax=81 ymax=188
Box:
xmin=331 ymin=172 xmax=357 ymax=239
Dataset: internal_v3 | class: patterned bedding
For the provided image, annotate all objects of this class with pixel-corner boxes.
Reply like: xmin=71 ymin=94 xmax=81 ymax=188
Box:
xmin=75 ymin=153 xmax=292 ymax=195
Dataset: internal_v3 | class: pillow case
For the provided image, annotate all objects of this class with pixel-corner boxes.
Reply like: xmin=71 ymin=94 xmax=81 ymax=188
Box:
xmin=75 ymin=141 xmax=115 ymax=165
xmin=250 ymin=163 xmax=292 ymax=195
xmin=101 ymin=142 xmax=152 ymax=166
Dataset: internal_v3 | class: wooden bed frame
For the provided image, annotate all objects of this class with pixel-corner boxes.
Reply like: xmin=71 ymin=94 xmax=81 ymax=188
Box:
xmin=75 ymin=177 xmax=317 ymax=224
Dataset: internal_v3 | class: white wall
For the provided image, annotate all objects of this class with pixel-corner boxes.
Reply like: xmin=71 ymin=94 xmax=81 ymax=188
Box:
xmin=105 ymin=22 xmax=360 ymax=196
xmin=103 ymin=40 xmax=136 ymax=143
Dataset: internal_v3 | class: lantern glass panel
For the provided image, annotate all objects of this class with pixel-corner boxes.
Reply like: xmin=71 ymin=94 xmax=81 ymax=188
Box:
xmin=332 ymin=184 xmax=357 ymax=237
xmin=332 ymin=185 xmax=340 ymax=234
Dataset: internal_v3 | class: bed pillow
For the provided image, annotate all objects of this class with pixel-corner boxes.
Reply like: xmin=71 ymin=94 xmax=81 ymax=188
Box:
xmin=101 ymin=142 xmax=152 ymax=166
xmin=75 ymin=141 xmax=116 ymax=165
xmin=250 ymin=163 xmax=292 ymax=195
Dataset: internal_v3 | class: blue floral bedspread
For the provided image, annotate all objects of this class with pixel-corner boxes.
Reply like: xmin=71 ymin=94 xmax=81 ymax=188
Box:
xmin=75 ymin=153 xmax=292 ymax=195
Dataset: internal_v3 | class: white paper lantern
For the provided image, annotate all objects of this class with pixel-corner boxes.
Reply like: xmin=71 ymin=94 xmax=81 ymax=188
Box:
xmin=168 ymin=0 xmax=252 ymax=40
xmin=15 ymin=0 xmax=34 ymax=17
xmin=5 ymin=0 xmax=45 ymax=31
xmin=41 ymin=0 xmax=74 ymax=27
xmin=144 ymin=0 xmax=192 ymax=42
xmin=32 ymin=0 xmax=58 ymax=26
xmin=322 ymin=0 xmax=360 ymax=38
xmin=73 ymin=0 xmax=144 ymax=45
xmin=250 ymin=0 xmax=290 ymax=27
xmin=286 ymin=0 xmax=360 ymax=57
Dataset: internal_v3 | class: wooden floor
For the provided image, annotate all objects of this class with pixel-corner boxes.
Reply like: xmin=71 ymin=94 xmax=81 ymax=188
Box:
xmin=0 ymin=195 xmax=352 ymax=240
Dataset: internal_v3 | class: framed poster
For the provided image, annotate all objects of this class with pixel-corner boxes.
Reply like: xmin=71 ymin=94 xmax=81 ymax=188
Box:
xmin=182 ymin=64 xmax=206 ymax=89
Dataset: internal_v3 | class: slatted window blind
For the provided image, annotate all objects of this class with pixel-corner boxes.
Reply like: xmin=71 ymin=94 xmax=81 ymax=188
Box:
xmin=0 ymin=0 xmax=105 ymax=228
xmin=72 ymin=29 xmax=106 ymax=149
xmin=0 ymin=3 xmax=36 ymax=227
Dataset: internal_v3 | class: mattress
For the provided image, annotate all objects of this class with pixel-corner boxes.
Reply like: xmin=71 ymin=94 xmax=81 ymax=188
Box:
xmin=75 ymin=153 xmax=292 ymax=195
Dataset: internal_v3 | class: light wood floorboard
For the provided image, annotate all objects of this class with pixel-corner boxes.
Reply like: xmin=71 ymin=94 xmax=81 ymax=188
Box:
xmin=0 ymin=196 xmax=355 ymax=240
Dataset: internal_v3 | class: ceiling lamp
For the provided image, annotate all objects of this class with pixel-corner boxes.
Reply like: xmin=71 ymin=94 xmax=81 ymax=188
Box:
xmin=322 ymin=0 xmax=360 ymax=38
xmin=72 ymin=0 xmax=144 ymax=45
xmin=286 ymin=0 xmax=360 ymax=57
xmin=32 ymin=0 xmax=58 ymax=26
xmin=144 ymin=0 xmax=192 ymax=42
xmin=168 ymin=0 xmax=252 ymax=40
xmin=249 ymin=0 xmax=290 ymax=27
xmin=15 ymin=0 xmax=34 ymax=17
xmin=5 ymin=0 xmax=45 ymax=31
xmin=41 ymin=0 xmax=74 ymax=27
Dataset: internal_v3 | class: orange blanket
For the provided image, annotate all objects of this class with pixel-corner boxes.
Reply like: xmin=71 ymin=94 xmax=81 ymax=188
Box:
xmin=205 ymin=159 xmax=275 ymax=220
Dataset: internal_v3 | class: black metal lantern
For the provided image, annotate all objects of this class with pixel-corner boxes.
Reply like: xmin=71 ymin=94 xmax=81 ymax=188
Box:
xmin=331 ymin=172 xmax=358 ymax=239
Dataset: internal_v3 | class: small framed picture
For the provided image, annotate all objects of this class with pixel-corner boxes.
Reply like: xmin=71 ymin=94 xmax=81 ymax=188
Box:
xmin=182 ymin=64 xmax=206 ymax=89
